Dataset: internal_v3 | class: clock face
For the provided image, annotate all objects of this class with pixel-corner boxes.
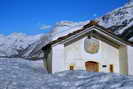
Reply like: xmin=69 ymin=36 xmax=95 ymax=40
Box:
xmin=84 ymin=38 xmax=99 ymax=54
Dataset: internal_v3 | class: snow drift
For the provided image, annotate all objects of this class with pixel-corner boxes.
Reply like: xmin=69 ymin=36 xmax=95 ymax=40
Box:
xmin=0 ymin=58 xmax=133 ymax=89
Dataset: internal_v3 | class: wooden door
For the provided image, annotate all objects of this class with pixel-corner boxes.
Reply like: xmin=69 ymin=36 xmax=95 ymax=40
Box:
xmin=85 ymin=61 xmax=99 ymax=72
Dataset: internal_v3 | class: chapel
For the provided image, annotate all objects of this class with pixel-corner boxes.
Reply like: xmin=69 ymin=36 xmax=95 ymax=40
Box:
xmin=42 ymin=21 xmax=133 ymax=75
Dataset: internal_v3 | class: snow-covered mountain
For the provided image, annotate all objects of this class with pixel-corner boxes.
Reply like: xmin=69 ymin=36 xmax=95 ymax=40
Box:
xmin=0 ymin=33 xmax=43 ymax=57
xmin=97 ymin=1 xmax=133 ymax=41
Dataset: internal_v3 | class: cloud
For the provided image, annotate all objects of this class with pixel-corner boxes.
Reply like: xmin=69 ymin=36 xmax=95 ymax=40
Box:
xmin=93 ymin=14 xmax=97 ymax=17
xmin=40 ymin=25 xmax=51 ymax=30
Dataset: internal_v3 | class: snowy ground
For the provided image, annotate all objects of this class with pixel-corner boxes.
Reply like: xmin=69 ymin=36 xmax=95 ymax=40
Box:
xmin=0 ymin=58 xmax=133 ymax=89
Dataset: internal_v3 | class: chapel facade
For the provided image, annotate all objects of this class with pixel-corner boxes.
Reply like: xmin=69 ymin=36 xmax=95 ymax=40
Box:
xmin=42 ymin=21 xmax=133 ymax=75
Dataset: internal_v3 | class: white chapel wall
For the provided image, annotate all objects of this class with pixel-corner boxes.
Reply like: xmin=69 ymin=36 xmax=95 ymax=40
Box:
xmin=97 ymin=40 xmax=119 ymax=73
xmin=127 ymin=46 xmax=133 ymax=75
xmin=52 ymin=44 xmax=65 ymax=73
xmin=64 ymin=36 xmax=120 ymax=73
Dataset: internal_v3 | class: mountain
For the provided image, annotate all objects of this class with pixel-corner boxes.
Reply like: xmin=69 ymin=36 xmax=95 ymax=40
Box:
xmin=97 ymin=1 xmax=133 ymax=42
xmin=0 ymin=33 xmax=43 ymax=57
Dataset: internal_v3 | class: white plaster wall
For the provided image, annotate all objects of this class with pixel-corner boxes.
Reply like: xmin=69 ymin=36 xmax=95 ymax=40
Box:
xmin=97 ymin=41 xmax=119 ymax=73
xmin=52 ymin=44 xmax=65 ymax=73
xmin=64 ymin=36 xmax=120 ymax=73
xmin=127 ymin=46 xmax=133 ymax=75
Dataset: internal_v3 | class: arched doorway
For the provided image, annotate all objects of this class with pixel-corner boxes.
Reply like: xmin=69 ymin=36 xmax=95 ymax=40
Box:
xmin=85 ymin=61 xmax=99 ymax=72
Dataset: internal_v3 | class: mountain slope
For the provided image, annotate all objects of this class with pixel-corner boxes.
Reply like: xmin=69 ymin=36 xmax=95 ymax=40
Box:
xmin=97 ymin=1 xmax=133 ymax=41
xmin=0 ymin=33 xmax=43 ymax=57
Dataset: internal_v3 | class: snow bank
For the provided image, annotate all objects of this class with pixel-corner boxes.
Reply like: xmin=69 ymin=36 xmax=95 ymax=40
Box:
xmin=0 ymin=58 xmax=133 ymax=89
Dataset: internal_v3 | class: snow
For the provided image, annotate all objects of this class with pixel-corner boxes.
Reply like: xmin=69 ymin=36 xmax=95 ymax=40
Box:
xmin=129 ymin=37 xmax=133 ymax=41
xmin=50 ymin=21 xmax=89 ymax=40
xmin=97 ymin=1 xmax=133 ymax=39
xmin=115 ymin=21 xmax=133 ymax=35
xmin=0 ymin=33 xmax=43 ymax=57
xmin=1 ymin=58 xmax=133 ymax=89
xmin=0 ymin=58 xmax=47 ymax=89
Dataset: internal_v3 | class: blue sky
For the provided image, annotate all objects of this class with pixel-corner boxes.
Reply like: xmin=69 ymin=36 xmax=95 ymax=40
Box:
xmin=0 ymin=0 xmax=128 ymax=35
